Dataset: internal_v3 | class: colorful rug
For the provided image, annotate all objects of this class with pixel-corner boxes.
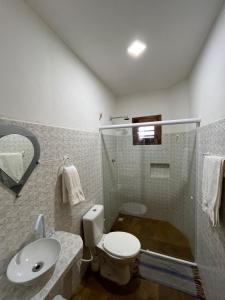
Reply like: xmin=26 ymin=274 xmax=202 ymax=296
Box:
xmin=138 ymin=251 xmax=205 ymax=299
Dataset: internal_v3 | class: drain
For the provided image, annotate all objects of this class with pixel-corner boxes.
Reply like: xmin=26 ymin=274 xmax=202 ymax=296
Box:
xmin=32 ymin=261 xmax=44 ymax=272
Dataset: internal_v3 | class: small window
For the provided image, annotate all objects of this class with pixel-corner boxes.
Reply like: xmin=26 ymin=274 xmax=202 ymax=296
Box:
xmin=132 ymin=115 xmax=162 ymax=145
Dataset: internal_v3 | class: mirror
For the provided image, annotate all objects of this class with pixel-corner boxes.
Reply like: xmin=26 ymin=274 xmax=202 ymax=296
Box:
xmin=0 ymin=134 xmax=34 ymax=183
xmin=0 ymin=120 xmax=40 ymax=196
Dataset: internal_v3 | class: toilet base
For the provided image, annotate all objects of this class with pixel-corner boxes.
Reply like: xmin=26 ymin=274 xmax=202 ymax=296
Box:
xmin=94 ymin=251 xmax=138 ymax=286
xmin=100 ymin=261 xmax=131 ymax=285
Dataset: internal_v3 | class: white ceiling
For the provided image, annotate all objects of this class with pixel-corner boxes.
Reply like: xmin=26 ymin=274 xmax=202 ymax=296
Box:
xmin=27 ymin=0 xmax=224 ymax=97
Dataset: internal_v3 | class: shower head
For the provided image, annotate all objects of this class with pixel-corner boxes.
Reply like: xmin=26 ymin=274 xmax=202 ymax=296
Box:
xmin=110 ymin=116 xmax=130 ymax=121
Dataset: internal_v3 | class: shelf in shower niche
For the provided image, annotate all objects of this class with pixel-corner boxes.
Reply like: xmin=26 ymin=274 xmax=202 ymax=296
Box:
xmin=150 ymin=163 xmax=170 ymax=178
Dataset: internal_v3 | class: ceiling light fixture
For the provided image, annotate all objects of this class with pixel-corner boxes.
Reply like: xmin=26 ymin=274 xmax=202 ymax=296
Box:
xmin=127 ymin=40 xmax=147 ymax=58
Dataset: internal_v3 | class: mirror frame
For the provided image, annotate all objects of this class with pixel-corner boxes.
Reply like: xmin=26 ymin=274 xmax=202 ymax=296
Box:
xmin=0 ymin=120 xmax=40 ymax=196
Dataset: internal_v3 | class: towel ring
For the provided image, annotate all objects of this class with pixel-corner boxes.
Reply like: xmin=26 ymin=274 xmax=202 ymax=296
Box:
xmin=57 ymin=155 xmax=71 ymax=176
xmin=63 ymin=155 xmax=70 ymax=166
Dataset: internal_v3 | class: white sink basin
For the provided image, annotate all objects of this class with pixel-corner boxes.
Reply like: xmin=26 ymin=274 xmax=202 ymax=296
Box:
xmin=7 ymin=238 xmax=61 ymax=285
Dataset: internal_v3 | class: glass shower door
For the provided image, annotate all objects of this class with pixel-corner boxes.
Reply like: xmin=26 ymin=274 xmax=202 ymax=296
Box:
xmin=101 ymin=123 xmax=196 ymax=262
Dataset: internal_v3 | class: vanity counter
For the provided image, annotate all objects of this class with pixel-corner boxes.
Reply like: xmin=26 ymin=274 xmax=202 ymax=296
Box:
xmin=0 ymin=231 xmax=83 ymax=300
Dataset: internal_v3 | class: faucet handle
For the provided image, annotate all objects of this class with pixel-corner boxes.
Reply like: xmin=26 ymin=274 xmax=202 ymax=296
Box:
xmin=47 ymin=230 xmax=55 ymax=238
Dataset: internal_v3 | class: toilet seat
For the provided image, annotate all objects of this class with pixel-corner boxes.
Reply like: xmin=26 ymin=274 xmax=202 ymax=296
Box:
xmin=103 ymin=232 xmax=140 ymax=259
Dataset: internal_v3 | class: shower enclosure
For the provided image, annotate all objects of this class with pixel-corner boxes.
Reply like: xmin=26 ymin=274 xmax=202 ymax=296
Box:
xmin=101 ymin=118 xmax=200 ymax=264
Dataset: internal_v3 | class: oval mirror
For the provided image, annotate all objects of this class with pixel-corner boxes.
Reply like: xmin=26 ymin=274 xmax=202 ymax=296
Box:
xmin=0 ymin=120 xmax=40 ymax=196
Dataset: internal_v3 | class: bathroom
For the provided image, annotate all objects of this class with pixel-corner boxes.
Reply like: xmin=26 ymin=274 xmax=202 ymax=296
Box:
xmin=0 ymin=0 xmax=225 ymax=299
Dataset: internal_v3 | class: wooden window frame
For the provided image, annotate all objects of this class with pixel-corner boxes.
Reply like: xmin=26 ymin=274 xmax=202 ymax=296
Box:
xmin=132 ymin=114 xmax=162 ymax=145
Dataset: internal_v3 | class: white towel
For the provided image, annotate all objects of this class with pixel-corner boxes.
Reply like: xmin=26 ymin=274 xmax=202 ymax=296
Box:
xmin=202 ymin=155 xmax=224 ymax=226
xmin=0 ymin=152 xmax=24 ymax=183
xmin=62 ymin=165 xmax=85 ymax=206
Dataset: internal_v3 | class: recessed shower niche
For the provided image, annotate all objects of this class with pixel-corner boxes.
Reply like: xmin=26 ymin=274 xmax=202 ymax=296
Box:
xmin=150 ymin=163 xmax=170 ymax=178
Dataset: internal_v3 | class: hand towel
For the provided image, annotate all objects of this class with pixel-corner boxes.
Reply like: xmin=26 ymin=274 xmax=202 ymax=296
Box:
xmin=202 ymin=155 xmax=224 ymax=226
xmin=62 ymin=165 xmax=85 ymax=206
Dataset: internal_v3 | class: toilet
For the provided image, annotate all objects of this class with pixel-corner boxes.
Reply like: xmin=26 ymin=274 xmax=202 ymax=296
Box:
xmin=82 ymin=205 xmax=141 ymax=285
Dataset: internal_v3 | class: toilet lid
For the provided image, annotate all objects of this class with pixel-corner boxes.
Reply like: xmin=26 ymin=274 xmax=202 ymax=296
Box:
xmin=103 ymin=232 xmax=141 ymax=258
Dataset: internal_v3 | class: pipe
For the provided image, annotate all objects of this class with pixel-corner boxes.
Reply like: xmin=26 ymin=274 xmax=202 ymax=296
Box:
xmin=81 ymin=247 xmax=93 ymax=263
xmin=99 ymin=118 xmax=201 ymax=130
xmin=141 ymin=249 xmax=197 ymax=267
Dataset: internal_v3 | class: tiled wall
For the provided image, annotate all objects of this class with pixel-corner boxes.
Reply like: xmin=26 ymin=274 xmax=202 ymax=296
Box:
xmin=101 ymin=133 xmax=118 ymax=231
xmin=2 ymin=117 xmax=223 ymax=298
xmin=102 ymin=129 xmax=196 ymax=255
xmin=0 ymin=118 xmax=103 ymax=277
xmin=196 ymin=118 xmax=225 ymax=300
xmin=182 ymin=130 xmax=197 ymax=254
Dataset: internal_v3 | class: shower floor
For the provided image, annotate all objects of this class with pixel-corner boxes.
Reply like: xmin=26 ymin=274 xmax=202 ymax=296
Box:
xmin=111 ymin=214 xmax=194 ymax=262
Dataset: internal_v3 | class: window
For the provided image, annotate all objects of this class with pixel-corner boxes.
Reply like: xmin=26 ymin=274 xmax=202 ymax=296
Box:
xmin=132 ymin=115 xmax=162 ymax=145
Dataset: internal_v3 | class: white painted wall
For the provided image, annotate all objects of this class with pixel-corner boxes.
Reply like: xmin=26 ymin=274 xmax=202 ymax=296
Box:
xmin=189 ymin=4 xmax=225 ymax=126
xmin=114 ymin=81 xmax=191 ymax=132
xmin=115 ymin=81 xmax=189 ymax=120
xmin=112 ymin=3 xmax=225 ymax=129
xmin=0 ymin=0 xmax=115 ymax=132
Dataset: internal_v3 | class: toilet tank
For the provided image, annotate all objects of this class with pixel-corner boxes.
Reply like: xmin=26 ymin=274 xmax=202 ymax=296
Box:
xmin=83 ymin=205 xmax=104 ymax=247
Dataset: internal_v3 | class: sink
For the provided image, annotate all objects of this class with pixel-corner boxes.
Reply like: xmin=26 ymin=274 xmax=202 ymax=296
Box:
xmin=7 ymin=238 xmax=61 ymax=285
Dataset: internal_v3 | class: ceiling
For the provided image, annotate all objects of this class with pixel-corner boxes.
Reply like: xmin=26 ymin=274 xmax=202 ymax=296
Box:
xmin=27 ymin=0 xmax=224 ymax=97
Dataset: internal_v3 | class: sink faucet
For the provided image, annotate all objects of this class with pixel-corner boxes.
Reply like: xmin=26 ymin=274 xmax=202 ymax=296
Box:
xmin=34 ymin=214 xmax=46 ymax=239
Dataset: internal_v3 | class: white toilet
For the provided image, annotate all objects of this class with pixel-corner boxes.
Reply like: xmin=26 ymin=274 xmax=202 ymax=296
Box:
xmin=83 ymin=205 xmax=141 ymax=285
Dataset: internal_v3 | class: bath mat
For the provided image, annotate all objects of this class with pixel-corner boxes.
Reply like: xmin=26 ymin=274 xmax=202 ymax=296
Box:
xmin=138 ymin=251 xmax=205 ymax=299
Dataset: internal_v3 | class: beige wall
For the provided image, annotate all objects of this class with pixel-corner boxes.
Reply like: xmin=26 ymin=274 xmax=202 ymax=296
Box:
xmin=114 ymin=80 xmax=191 ymax=133
xmin=189 ymin=3 xmax=225 ymax=126
xmin=0 ymin=0 xmax=115 ymax=132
